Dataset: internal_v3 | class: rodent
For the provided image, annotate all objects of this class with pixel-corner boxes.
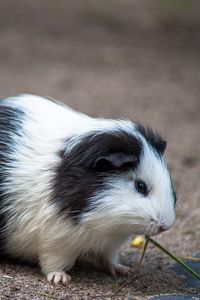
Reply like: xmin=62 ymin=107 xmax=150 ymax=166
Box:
xmin=0 ymin=94 xmax=176 ymax=284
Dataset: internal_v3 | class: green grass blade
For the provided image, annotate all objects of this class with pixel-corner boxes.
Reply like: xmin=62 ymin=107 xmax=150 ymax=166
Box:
xmin=136 ymin=237 xmax=150 ymax=276
xmin=146 ymin=236 xmax=200 ymax=281
xmin=139 ymin=237 xmax=149 ymax=266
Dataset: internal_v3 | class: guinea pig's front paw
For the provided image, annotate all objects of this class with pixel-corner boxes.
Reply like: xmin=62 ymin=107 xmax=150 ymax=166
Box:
xmin=109 ymin=263 xmax=133 ymax=277
xmin=47 ymin=271 xmax=71 ymax=284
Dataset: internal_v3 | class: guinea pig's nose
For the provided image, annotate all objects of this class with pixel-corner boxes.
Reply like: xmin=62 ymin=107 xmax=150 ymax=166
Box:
xmin=159 ymin=225 xmax=167 ymax=232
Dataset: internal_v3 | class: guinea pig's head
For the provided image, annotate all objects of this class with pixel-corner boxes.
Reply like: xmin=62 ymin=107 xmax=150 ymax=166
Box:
xmin=54 ymin=121 xmax=176 ymax=237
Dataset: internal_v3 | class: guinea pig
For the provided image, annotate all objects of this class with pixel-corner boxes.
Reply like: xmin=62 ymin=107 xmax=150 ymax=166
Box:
xmin=0 ymin=94 xmax=176 ymax=284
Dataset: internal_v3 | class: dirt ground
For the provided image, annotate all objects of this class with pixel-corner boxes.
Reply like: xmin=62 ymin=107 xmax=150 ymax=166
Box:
xmin=0 ymin=1 xmax=199 ymax=299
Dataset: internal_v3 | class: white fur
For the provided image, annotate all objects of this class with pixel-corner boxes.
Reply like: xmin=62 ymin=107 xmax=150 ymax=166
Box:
xmin=1 ymin=94 xmax=176 ymax=282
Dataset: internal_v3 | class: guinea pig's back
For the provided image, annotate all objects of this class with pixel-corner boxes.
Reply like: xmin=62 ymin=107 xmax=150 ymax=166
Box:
xmin=0 ymin=95 xmax=87 ymax=259
xmin=0 ymin=102 xmax=27 ymax=255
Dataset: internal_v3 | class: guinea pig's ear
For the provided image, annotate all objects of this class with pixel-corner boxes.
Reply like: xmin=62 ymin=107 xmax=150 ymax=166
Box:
xmin=157 ymin=140 xmax=167 ymax=154
xmin=94 ymin=152 xmax=138 ymax=171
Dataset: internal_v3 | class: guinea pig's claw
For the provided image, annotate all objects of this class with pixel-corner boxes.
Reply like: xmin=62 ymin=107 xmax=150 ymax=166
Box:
xmin=47 ymin=271 xmax=71 ymax=284
xmin=109 ymin=263 xmax=133 ymax=277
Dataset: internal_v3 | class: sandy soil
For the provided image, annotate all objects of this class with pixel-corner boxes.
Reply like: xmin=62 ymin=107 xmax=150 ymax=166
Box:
xmin=0 ymin=1 xmax=199 ymax=299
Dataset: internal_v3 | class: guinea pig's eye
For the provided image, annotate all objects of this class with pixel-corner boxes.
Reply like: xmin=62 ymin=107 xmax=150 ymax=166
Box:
xmin=135 ymin=180 xmax=149 ymax=196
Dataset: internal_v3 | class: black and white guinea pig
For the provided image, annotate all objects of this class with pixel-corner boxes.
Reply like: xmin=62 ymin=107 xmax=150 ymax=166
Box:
xmin=0 ymin=94 xmax=176 ymax=284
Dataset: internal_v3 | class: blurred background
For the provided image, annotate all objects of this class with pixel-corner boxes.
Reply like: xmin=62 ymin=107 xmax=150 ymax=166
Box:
xmin=0 ymin=1 xmax=200 ymax=297
xmin=0 ymin=0 xmax=199 ymax=251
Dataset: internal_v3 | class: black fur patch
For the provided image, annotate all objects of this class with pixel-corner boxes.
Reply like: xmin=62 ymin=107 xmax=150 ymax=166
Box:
xmin=136 ymin=124 xmax=167 ymax=155
xmin=0 ymin=102 xmax=25 ymax=252
xmin=52 ymin=129 xmax=142 ymax=222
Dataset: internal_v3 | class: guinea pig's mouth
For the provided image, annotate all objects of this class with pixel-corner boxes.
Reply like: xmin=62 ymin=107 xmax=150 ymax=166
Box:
xmin=147 ymin=226 xmax=161 ymax=236
xmin=145 ymin=220 xmax=170 ymax=236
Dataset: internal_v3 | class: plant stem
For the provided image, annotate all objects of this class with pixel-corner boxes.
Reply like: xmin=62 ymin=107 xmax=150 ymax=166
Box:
xmin=136 ymin=237 xmax=150 ymax=277
xmin=179 ymin=257 xmax=200 ymax=262
xmin=139 ymin=238 xmax=149 ymax=266
xmin=146 ymin=236 xmax=200 ymax=281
